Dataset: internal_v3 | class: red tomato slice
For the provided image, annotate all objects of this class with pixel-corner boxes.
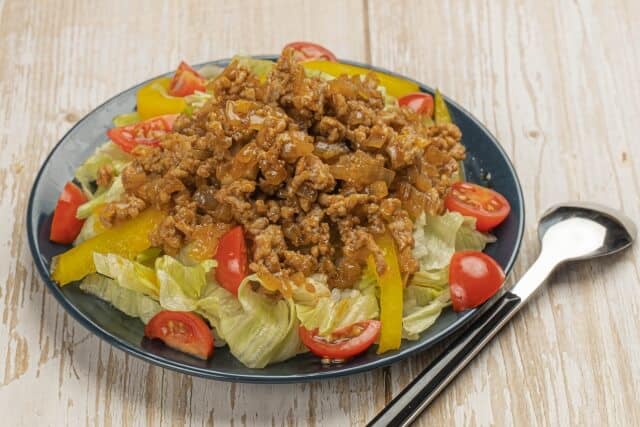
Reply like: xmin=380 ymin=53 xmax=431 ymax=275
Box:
xmin=107 ymin=114 xmax=178 ymax=153
xmin=214 ymin=226 xmax=248 ymax=296
xmin=284 ymin=41 xmax=337 ymax=62
xmin=398 ymin=93 xmax=434 ymax=117
xmin=144 ymin=311 xmax=214 ymax=360
xmin=50 ymin=182 xmax=88 ymax=244
xmin=449 ymin=251 xmax=505 ymax=312
xmin=444 ymin=182 xmax=511 ymax=231
xmin=168 ymin=61 xmax=206 ymax=97
xmin=299 ymin=320 xmax=381 ymax=360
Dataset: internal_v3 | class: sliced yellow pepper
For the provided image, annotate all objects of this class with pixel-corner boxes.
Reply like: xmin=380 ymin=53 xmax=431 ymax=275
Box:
xmin=434 ymin=89 xmax=452 ymax=124
xmin=52 ymin=209 xmax=165 ymax=286
xmin=368 ymin=231 xmax=404 ymax=353
xmin=302 ymin=61 xmax=420 ymax=98
xmin=136 ymin=77 xmax=187 ymax=120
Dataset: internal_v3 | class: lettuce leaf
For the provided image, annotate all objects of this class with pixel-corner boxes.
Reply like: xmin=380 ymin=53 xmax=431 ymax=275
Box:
xmin=74 ymin=142 xmax=132 ymax=196
xmin=112 ymin=112 xmax=140 ymax=127
xmin=185 ymin=91 xmax=213 ymax=109
xmin=409 ymin=268 xmax=449 ymax=288
xmin=413 ymin=212 xmax=494 ymax=271
xmin=456 ymin=216 xmax=496 ymax=251
xmin=155 ymin=256 xmax=215 ymax=311
xmin=304 ymin=67 xmax=336 ymax=81
xmin=93 ymin=253 xmax=160 ymax=298
xmin=233 ymin=56 xmax=275 ymax=79
xmin=296 ymin=288 xmax=379 ymax=337
xmin=196 ymin=282 xmax=244 ymax=331
xmin=76 ymin=176 xmax=124 ymax=219
xmin=135 ymin=247 xmax=163 ymax=267
xmin=197 ymin=64 xmax=224 ymax=79
xmin=198 ymin=274 xmax=304 ymax=368
xmin=74 ymin=212 xmax=102 ymax=244
xmin=402 ymin=288 xmax=450 ymax=340
xmin=289 ymin=274 xmax=331 ymax=305
xmin=413 ymin=212 xmax=465 ymax=270
xmin=402 ymin=266 xmax=451 ymax=340
xmin=80 ymin=274 xmax=161 ymax=324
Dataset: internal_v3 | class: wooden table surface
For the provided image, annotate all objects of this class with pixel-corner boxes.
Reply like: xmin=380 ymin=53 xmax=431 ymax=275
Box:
xmin=1 ymin=0 xmax=639 ymax=425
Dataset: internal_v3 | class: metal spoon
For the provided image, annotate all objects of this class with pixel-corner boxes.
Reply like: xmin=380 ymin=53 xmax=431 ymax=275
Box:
xmin=368 ymin=202 xmax=637 ymax=427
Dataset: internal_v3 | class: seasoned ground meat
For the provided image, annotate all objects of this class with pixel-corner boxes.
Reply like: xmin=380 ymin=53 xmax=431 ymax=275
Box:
xmin=96 ymin=164 xmax=114 ymax=188
xmin=102 ymin=47 xmax=465 ymax=287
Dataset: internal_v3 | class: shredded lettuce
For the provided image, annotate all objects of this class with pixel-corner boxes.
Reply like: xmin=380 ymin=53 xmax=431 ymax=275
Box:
xmin=74 ymin=142 xmax=132 ymax=196
xmin=76 ymin=176 xmax=125 ymax=219
xmin=80 ymin=274 xmax=161 ymax=324
xmin=94 ymin=253 xmax=160 ymax=298
xmin=155 ymin=256 xmax=216 ymax=311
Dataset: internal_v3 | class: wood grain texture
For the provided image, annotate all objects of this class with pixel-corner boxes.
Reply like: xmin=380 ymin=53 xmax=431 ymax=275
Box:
xmin=0 ymin=0 xmax=638 ymax=425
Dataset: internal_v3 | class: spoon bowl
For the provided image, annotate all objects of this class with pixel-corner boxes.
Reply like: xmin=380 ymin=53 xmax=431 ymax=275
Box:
xmin=539 ymin=202 xmax=636 ymax=262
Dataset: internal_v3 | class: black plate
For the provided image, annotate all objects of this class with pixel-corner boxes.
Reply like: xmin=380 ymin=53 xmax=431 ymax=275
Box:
xmin=27 ymin=56 xmax=524 ymax=383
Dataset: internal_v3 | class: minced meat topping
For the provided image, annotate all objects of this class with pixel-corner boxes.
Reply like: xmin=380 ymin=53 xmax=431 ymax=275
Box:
xmin=102 ymin=48 xmax=465 ymax=288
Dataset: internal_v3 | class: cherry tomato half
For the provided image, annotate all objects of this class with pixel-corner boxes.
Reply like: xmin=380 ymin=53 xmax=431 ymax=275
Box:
xmin=214 ymin=226 xmax=248 ymax=296
xmin=284 ymin=41 xmax=337 ymax=62
xmin=299 ymin=320 xmax=381 ymax=360
xmin=107 ymin=114 xmax=178 ymax=153
xmin=144 ymin=311 xmax=214 ymax=360
xmin=444 ymin=182 xmax=511 ymax=232
xmin=168 ymin=61 xmax=206 ymax=97
xmin=449 ymin=251 xmax=505 ymax=312
xmin=50 ymin=182 xmax=87 ymax=244
xmin=398 ymin=93 xmax=434 ymax=117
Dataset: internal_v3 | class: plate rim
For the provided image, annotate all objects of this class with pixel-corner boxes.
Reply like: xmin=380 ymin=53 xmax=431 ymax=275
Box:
xmin=26 ymin=55 xmax=525 ymax=383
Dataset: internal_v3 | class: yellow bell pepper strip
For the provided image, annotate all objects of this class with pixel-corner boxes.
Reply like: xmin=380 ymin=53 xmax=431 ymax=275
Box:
xmin=51 ymin=209 xmax=164 ymax=286
xmin=434 ymin=89 xmax=452 ymax=124
xmin=302 ymin=61 xmax=420 ymax=98
xmin=136 ymin=77 xmax=187 ymax=120
xmin=367 ymin=231 xmax=404 ymax=353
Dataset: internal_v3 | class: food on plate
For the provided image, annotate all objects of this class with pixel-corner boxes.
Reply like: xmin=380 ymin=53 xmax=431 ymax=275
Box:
xmin=144 ymin=310 xmax=214 ymax=360
xmin=449 ymin=251 xmax=506 ymax=311
xmin=107 ymin=114 xmax=178 ymax=153
xmin=283 ymin=41 xmax=337 ymax=62
xmin=49 ymin=42 xmax=510 ymax=368
xmin=299 ymin=320 xmax=381 ymax=360
xmin=444 ymin=182 xmax=511 ymax=232
xmin=398 ymin=93 xmax=434 ymax=117
xmin=50 ymin=182 xmax=88 ymax=244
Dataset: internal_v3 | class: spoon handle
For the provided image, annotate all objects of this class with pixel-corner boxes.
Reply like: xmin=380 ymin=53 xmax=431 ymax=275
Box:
xmin=367 ymin=253 xmax=558 ymax=427
xmin=366 ymin=292 xmax=521 ymax=427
